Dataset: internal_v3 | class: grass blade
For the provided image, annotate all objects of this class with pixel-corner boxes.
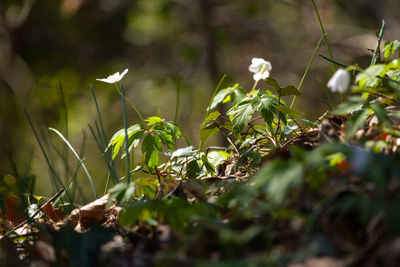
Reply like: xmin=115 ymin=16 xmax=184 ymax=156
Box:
xmin=90 ymin=85 xmax=119 ymax=181
xmin=88 ymin=123 xmax=119 ymax=184
xmin=24 ymin=109 xmax=64 ymax=193
xmin=290 ymin=33 xmax=326 ymax=109
xmin=318 ymin=53 xmax=348 ymax=68
xmin=48 ymin=127 xmax=97 ymax=199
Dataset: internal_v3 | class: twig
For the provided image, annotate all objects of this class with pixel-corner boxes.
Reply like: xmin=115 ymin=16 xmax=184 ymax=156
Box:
xmin=8 ymin=188 xmax=65 ymax=234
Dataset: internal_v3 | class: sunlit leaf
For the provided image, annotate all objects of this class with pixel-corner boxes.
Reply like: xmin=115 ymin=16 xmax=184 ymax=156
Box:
xmin=227 ymin=100 xmax=254 ymax=134
xmin=145 ymin=116 xmax=163 ymax=126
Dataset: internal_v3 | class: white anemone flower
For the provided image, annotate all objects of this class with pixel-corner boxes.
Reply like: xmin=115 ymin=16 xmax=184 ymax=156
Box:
xmin=327 ymin=69 xmax=350 ymax=93
xmin=249 ymin=58 xmax=272 ymax=81
xmin=96 ymin=69 xmax=128 ymax=84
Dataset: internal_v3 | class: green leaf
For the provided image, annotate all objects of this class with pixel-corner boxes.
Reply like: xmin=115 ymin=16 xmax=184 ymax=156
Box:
xmin=275 ymin=105 xmax=302 ymax=118
xmin=383 ymin=40 xmax=400 ymax=60
xmin=371 ymin=103 xmax=392 ymax=127
xmin=145 ymin=116 xmax=163 ymax=126
xmin=153 ymin=127 xmax=174 ymax=149
xmin=356 ymin=64 xmax=386 ymax=88
xmin=108 ymin=124 xmax=144 ymax=160
xmin=227 ymin=100 xmax=255 ymax=134
xmin=265 ymin=78 xmax=301 ymax=96
xmin=209 ymin=88 xmax=232 ymax=111
xmin=265 ymin=77 xmax=281 ymax=92
xmin=346 ymin=109 xmax=369 ymax=140
xmin=253 ymin=160 xmax=303 ymax=205
xmin=201 ymin=155 xmax=215 ymax=175
xmin=187 ymin=159 xmax=201 ymax=179
xmin=334 ymin=96 xmax=366 ymax=115
xmin=280 ymin=85 xmax=301 ymax=96
xmin=171 ymin=146 xmax=198 ymax=158
xmin=201 ymin=111 xmax=220 ymax=127
xmin=231 ymin=87 xmax=247 ymax=105
xmin=200 ymin=122 xmax=220 ymax=148
xmin=251 ymin=94 xmax=276 ymax=125
xmin=142 ymin=134 xmax=159 ymax=168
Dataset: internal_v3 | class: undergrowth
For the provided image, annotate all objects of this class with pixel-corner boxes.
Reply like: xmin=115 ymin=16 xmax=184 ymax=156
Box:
xmin=2 ymin=3 xmax=400 ymax=266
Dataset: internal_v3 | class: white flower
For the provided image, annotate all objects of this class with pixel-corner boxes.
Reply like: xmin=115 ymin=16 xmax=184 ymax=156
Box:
xmin=96 ymin=69 xmax=128 ymax=84
xmin=249 ymin=58 xmax=272 ymax=81
xmin=327 ymin=69 xmax=350 ymax=93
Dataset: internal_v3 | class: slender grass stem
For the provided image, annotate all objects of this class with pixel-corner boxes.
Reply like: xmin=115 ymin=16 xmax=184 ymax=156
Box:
xmin=48 ymin=127 xmax=97 ymax=199
xmin=174 ymin=78 xmax=182 ymax=122
xmin=311 ymin=0 xmax=336 ymax=72
xmin=90 ymin=85 xmax=119 ymax=183
xmin=117 ymin=83 xmax=131 ymax=184
xmin=371 ymin=20 xmax=386 ymax=66
xmin=90 ymin=85 xmax=108 ymax=143
xmin=88 ymin=124 xmax=119 ymax=184
xmin=290 ymin=33 xmax=326 ymax=109
xmin=24 ymin=109 xmax=64 ymax=192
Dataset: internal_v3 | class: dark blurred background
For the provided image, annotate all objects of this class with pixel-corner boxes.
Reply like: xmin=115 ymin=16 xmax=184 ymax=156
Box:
xmin=1 ymin=0 xmax=399 ymax=200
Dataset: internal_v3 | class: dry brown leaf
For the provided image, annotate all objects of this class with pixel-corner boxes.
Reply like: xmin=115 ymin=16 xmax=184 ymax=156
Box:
xmin=68 ymin=194 xmax=112 ymax=229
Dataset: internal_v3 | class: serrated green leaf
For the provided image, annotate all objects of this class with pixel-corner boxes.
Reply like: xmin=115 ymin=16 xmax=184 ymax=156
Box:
xmin=383 ymin=40 xmax=400 ymax=60
xmin=108 ymin=124 xmax=144 ymax=160
xmin=145 ymin=116 xmax=163 ymax=126
xmin=142 ymin=133 xmax=155 ymax=156
xmin=227 ymin=100 xmax=255 ymax=134
xmin=251 ymin=94 xmax=276 ymax=125
xmin=356 ymin=64 xmax=386 ymax=88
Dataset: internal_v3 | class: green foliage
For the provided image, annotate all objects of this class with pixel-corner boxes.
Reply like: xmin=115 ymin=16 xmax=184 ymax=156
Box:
xmin=383 ymin=40 xmax=400 ymax=60
xmin=265 ymin=77 xmax=301 ymax=96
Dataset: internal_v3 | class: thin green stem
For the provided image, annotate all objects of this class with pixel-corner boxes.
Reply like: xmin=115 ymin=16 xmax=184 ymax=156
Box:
xmin=174 ymin=77 xmax=182 ymax=122
xmin=251 ymin=80 xmax=259 ymax=92
xmin=311 ymin=0 xmax=336 ymax=72
xmin=49 ymin=127 xmax=97 ymax=199
xmin=90 ymin=85 xmax=119 ymax=183
xmin=371 ymin=20 xmax=386 ymax=66
xmin=290 ymin=33 xmax=326 ymax=109
xmin=117 ymin=83 xmax=131 ymax=184
xmin=24 ymin=109 xmax=64 ymax=193
xmin=115 ymin=84 xmax=147 ymax=128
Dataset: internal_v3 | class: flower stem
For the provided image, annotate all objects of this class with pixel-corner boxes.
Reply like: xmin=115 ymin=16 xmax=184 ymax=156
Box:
xmin=118 ymin=83 xmax=131 ymax=184
xmin=290 ymin=33 xmax=325 ymax=109
xmin=311 ymin=0 xmax=336 ymax=72
xmin=115 ymin=84 xmax=147 ymax=129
